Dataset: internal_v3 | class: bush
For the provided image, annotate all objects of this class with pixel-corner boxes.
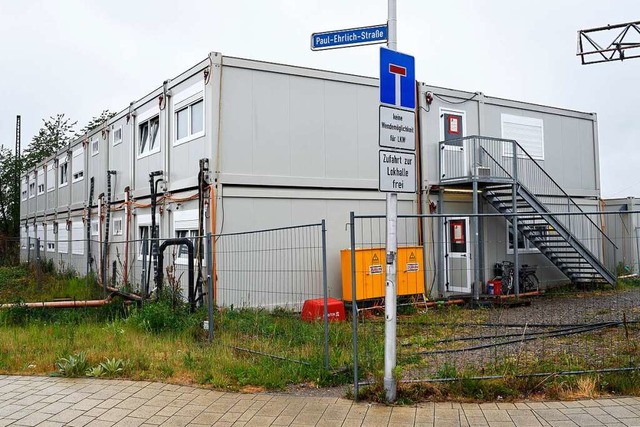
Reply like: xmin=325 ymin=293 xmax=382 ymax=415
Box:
xmin=1 ymin=300 xmax=29 ymax=326
xmin=129 ymin=290 xmax=194 ymax=334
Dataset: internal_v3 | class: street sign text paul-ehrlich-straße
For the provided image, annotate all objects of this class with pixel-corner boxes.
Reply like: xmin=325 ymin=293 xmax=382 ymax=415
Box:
xmin=311 ymin=24 xmax=388 ymax=51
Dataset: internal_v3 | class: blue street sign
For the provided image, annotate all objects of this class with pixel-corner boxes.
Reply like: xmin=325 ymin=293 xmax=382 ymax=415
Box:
xmin=380 ymin=47 xmax=416 ymax=109
xmin=311 ymin=24 xmax=388 ymax=51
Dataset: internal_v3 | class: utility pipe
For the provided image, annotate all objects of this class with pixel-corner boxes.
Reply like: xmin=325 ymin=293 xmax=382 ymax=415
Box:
xmin=1 ymin=298 xmax=112 ymax=309
xmin=123 ymin=187 xmax=130 ymax=286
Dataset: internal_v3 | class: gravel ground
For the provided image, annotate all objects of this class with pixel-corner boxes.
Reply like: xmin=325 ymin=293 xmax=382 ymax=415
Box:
xmin=403 ymin=287 xmax=640 ymax=380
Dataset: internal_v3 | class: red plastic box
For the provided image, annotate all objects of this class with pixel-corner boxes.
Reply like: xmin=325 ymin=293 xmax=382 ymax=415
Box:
xmin=301 ymin=298 xmax=346 ymax=322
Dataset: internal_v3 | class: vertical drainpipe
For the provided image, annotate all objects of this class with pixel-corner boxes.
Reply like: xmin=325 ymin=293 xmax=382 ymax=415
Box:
xmin=123 ymin=186 xmax=130 ymax=286
xmin=103 ymin=171 xmax=116 ymax=291
xmin=87 ymin=177 xmax=94 ymax=277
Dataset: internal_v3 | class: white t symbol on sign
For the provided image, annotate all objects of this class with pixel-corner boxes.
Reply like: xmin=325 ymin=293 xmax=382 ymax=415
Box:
xmin=388 ymin=63 xmax=407 ymax=107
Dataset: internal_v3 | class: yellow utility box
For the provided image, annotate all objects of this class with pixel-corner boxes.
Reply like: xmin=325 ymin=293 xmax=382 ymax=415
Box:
xmin=340 ymin=246 xmax=424 ymax=302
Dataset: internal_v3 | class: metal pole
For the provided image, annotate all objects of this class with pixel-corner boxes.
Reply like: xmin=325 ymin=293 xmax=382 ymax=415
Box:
xmin=472 ymin=139 xmax=480 ymax=301
xmin=387 ymin=0 xmax=397 ymax=51
xmin=206 ymin=232 xmax=214 ymax=343
xmin=512 ymin=143 xmax=520 ymax=296
xmin=349 ymin=212 xmax=359 ymax=401
xmin=384 ymin=0 xmax=398 ymax=403
xmin=321 ymin=220 xmax=329 ymax=370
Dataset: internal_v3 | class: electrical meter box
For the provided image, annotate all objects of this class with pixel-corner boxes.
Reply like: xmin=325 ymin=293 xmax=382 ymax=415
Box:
xmin=340 ymin=246 xmax=424 ymax=302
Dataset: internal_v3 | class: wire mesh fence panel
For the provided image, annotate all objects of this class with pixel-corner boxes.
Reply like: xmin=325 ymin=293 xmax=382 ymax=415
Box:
xmin=213 ymin=223 xmax=330 ymax=367
xmin=350 ymin=211 xmax=640 ymax=391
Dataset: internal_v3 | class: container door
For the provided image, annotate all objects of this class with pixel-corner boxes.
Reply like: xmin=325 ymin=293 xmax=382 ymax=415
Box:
xmin=440 ymin=109 xmax=467 ymax=180
xmin=444 ymin=217 xmax=472 ymax=294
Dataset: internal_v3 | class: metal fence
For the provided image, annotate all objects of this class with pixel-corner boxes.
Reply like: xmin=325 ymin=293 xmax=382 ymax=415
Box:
xmin=348 ymin=210 xmax=640 ymax=396
xmin=14 ymin=221 xmax=332 ymax=370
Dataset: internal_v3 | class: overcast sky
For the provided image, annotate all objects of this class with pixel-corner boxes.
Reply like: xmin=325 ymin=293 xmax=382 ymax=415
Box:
xmin=0 ymin=0 xmax=637 ymax=198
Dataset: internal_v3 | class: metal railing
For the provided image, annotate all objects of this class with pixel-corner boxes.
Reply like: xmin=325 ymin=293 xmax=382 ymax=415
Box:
xmin=439 ymin=135 xmax=617 ymax=274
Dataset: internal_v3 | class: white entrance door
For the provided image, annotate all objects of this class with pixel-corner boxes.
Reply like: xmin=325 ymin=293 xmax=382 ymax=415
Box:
xmin=444 ymin=217 xmax=472 ymax=294
xmin=439 ymin=109 xmax=467 ymax=180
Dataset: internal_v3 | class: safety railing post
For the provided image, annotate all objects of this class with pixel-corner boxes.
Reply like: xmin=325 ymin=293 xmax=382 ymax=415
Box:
xmin=512 ymin=141 xmax=520 ymax=297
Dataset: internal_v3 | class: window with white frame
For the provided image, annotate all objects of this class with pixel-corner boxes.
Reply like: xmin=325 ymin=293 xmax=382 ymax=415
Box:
xmin=138 ymin=225 xmax=150 ymax=258
xmin=113 ymin=218 xmax=123 ymax=235
xmin=72 ymin=147 xmax=84 ymax=183
xmin=37 ymin=169 xmax=45 ymax=195
xmin=91 ymin=138 xmax=99 ymax=156
xmin=46 ymin=163 xmax=55 ymax=192
xmin=58 ymin=225 xmax=68 ymax=254
xmin=112 ymin=126 xmax=122 ymax=146
xmin=28 ymin=226 xmax=35 ymax=249
xmin=21 ymin=177 xmax=28 ymax=201
xmin=91 ymin=220 xmax=99 ymax=237
xmin=173 ymin=210 xmax=199 ymax=260
xmin=37 ymin=227 xmax=44 ymax=251
xmin=175 ymin=99 xmax=204 ymax=144
xmin=59 ymin=158 xmax=68 ymax=187
xmin=138 ymin=116 xmax=160 ymax=157
xmin=137 ymin=214 xmax=159 ymax=258
xmin=46 ymin=225 xmax=55 ymax=252
xmin=502 ymin=114 xmax=544 ymax=160
xmin=507 ymin=223 xmax=544 ymax=254
xmin=71 ymin=220 xmax=84 ymax=255
xmin=175 ymin=229 xmax=198 ymax=258
xmin=29 ymin=172 xmax=36 ymax=198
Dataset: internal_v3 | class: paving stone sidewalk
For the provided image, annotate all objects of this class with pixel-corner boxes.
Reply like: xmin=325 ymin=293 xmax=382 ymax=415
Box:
xmin=1 ymin=375 xmax=640 ymax=426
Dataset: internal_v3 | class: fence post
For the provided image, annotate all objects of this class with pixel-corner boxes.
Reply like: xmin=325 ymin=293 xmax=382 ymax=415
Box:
xmin=321 ymin=220 xmax=329 ymax=371
xmin=349 ymin=212 xmax=359 ymax=400
xmin=35 ymin=237 xmax=41 ymax=285
xmin=206 ymin=232 xmax=214 ymax=344
xmin=141 ymin=236 xmax=148 ymax=299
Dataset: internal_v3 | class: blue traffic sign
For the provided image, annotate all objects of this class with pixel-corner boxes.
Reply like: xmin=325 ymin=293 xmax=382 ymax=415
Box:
xmin=380 ymin=47 xmax=415 ymax=110
xmin=311 ymin=24 xmax=388 ymax=51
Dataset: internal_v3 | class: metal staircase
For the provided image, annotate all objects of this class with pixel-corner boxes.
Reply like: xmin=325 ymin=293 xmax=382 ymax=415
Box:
xmin=439 ymin=135 xmax=617 ymax=286
xmin=484 ymin=184 xmax=616 ymax=284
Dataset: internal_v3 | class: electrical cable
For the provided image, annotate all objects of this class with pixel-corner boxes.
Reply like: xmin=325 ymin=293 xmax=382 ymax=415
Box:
xmin=433 ymin=92 xmax=479 ymax=105
xmin=418 ymin=321 xmax=621 ymax=355
xmin=429 ymin=321 xmax=628 ymax=344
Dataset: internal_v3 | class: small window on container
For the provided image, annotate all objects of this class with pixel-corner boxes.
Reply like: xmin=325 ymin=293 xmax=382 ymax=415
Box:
xmin=138 ymin=116 xmax=160 ymax=157
xmin=175 ymin=99 xmax=204 ymax=145
xmin=112 ymin=126 xmax=123 ymax=146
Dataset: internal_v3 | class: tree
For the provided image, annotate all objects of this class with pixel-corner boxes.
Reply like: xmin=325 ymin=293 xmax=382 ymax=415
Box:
xmin=0 ymin=148 xmax=20 ymax=236
xmin=22 ymin=114 xmax=77 ymax=172
xmin=77 ymin=110 xmax=117 ymax=137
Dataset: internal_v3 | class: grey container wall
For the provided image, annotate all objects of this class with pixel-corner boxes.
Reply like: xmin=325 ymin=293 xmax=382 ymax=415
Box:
xmin=56 ymin=152 xmax=71 ymax=213
xmin=417 ymin=84 xmax=600 ymax=198
xmin=45 ymin=161 xmax=57 ymax=214
xmin=88 ymin=131 xmax=109 ymax=201
xmin=168 ymin=74 xmax=207 ymax=190
xmin=603 ymin=198 xmax=640 ymax=274
xmin=109 ymin=117 xmax=132 ymax=202
xmin=70 ymin=142 xmax=86 ymax=209
xmin=133 ymin=99 xmax=164 ymax=199
xmin=218 ymin=57 xmax=380 ymax=189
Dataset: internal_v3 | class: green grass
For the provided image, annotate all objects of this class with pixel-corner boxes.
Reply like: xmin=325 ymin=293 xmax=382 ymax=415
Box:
xmin=1 ymin=265 xmax=639 ymax=400
xmin=0 ymin=265 xmax=103 ymax=303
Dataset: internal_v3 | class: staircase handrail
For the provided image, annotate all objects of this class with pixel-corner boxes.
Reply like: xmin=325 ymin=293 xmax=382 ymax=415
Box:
xmin=439 ymin=135 xmax=617 ymax=250
xmin=500 ymin=137 xmax=617 ymax=249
